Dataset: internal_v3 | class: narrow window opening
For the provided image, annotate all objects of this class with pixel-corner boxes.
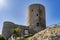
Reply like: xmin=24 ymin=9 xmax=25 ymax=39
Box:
xmin=37 ymin=23 xmax=39 ymax=26
xmin=24 ymin=30 xmax=29 ymax=35
xmin=37 ymin=14 xmax=38 ymax=16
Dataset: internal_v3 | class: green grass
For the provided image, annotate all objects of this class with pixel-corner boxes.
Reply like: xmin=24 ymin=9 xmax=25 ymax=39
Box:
xmin=25 ymin=36 xmax=32 ymax=40
xmin=16 ymin=37 xmax=20 ymax=40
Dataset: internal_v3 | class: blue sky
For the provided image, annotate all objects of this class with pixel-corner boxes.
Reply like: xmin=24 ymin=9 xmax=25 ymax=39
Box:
xmin=0 ymin=0 xmax=60 ymax=34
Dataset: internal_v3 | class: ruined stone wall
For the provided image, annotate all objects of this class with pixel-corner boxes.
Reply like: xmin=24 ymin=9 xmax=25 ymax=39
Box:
xmin=2 ymin=21 xmax=15 ymax=40
xmin=2 ymin=21 xmax=28 ymax=40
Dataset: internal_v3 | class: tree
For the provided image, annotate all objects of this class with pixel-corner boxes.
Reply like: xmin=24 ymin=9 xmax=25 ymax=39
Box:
xmin=0 ymin=35 xmax=5 ymax=40
xmin=12 ymin=27 xmax=21 ymax=36
xmin=11 ymin=27 xmax=21 ymax=40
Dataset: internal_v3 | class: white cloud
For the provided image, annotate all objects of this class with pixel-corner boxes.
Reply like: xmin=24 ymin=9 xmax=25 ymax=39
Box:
xmin=0 ymin=33 xmax=1 ymax=34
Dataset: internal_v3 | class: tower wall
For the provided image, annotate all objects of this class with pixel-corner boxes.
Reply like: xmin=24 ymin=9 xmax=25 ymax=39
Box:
xmin=27 ymin=4 xmax=46 ymax=33
xmin=2 ymin=21 xmax=15 ymax=40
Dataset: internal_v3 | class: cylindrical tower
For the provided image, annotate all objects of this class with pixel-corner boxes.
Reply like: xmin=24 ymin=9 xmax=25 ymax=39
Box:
xmin=2 ymin=21 xmax=15 ymax=40
xmin=27 ymin=4 xmax=46 ymax=33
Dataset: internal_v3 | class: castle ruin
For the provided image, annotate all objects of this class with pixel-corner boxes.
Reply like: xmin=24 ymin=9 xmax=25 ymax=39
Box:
xmin=2 ymin=4 xmax=46 ymax=40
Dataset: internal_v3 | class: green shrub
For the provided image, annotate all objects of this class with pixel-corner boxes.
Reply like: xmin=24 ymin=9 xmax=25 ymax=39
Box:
xmin=25 ymin=36 xmax=32 ymax=40
xmin=0 ymin=35 xmax=5 ymax=40
xmin=16 ymin=37 xmax=20 ymax=40
xmin=53 ymin=24 xmax=60 ymax=28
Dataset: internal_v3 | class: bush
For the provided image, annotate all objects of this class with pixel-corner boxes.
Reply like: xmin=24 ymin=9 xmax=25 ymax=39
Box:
xmin=0 ymin=35 xmax=5 ymax=40
xmin=53 ymin=25 xmax=60 ymax=28
xmin=16 ymin=37 xmax=20 ymax=40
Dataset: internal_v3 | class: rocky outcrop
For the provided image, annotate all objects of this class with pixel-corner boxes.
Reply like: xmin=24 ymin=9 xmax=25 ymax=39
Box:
xmin=31 ymin=27 xmax=60 ymax=40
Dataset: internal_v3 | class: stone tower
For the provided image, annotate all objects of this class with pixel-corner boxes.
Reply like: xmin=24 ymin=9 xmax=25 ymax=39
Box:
xmin=27 ymin=4 xmax=46 ymax=33
xmin=2 ymin=21 xmax=15 ymax=40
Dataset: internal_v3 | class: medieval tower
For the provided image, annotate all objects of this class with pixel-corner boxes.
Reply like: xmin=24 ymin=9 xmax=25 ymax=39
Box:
xmin=2 ymin=4 xmax=46 ymax=40
xmin=27 ymin=4 xmax=46 ymax=33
